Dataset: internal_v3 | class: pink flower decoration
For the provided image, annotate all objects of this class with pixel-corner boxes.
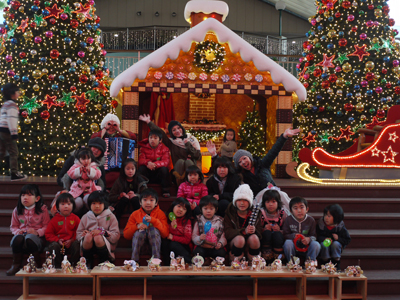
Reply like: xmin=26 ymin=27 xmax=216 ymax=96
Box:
xmin=154 ymin=72 xmax=162 ymax=80
xmin=199 ymin=73 xmax=208 ymax=81
xmin=232 ymin=74 xmax=241 ymax=82
xmin=176 ymin=72 xmax=187 ymax=80
xmin=210 ymin=74 xmax=219 ymax=81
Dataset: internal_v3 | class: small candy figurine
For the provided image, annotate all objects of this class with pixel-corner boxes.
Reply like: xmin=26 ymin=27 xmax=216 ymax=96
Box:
xmin=287 ymin=255 xmax=302 ymax=272
xmin=304 ymin=257 xmax=318 ymax=274
xmin=98 ymin=261 xmax=115 ymax=271
xmin=271 ymin=255 xmax=283 ymax=271
xmin=147 ymin=256 xmax=162 ymax=271
xmin=251 ymin=255 xmax=266 ymax=271
xmin=42 ymin=251 xmax=56 ymax=273
xmin=23 ymin=254 xmax=37 ymax=273
xmin=210 ymin=256 xmax=226 ymax=271
xmin=61 ymin=255 xmax=74 ymax=273
xmin=191 ymin=254 xmax=204 ymax=271
xmin=345 ymin=265 xmax=363 ymax=277
xmin=76 ymin=257 xmax=89 ymax=273
xmin=169 ymin=252 xmax=185 ymax=271
xmin=321 ymin=260 xmax=337 ymax=274
xmin=122 ymin=260 xmax=139 ymax=271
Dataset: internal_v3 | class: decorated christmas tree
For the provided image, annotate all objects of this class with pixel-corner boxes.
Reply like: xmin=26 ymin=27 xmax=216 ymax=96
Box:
xmin=238 ymin=100 xmax=266 ymax=157
xmin=0 ymin=0 xmax=116 ymax=176
xmin=293 ymin=0 xmax=400 ymax=159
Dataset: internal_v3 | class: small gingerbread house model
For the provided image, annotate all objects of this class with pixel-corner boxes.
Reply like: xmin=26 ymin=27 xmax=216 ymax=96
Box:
xmin=110 ymin=0 xmax=306 ymax=176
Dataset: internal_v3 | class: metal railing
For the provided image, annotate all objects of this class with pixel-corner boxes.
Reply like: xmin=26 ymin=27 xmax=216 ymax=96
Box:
xmin=101 ymin=26 xmax=307 ymax=56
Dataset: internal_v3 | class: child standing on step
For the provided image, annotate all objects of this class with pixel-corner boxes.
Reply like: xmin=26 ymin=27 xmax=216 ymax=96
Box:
xmin=109 ymin=158 xmax=148 ymax=221
xmin=317 ymin=204 xmax=351 ymax=270
xmin=177 ymin=165 xmax=208 ymax=216
xmin=162 ymin=197 xmax=192 ymax=265
xmin=7 ymin=184 xmax=50 ymax=276
xmin=76 ymin=191 xmax=120 ymax=268
xmin=67 ymin=148 xmax=102 ymax=214
xmin=219 ymin=128 xmax=237 ymax=161
xmin=192 ymin=196 xmax=226 ymax=262
xmin=283 ymin=197 xmax=320 ymax=262
xmin=45 ymin=193 xmax=80 ymax=268
xmin=260 ymin=189 xmax=287 ymax=263
xmin=123 ymin=188 xmax=169 ymax=262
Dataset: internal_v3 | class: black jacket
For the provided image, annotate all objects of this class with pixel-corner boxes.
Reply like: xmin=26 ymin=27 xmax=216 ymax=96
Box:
xmin=206 ymin=173 xmax=242 ymax=202
xmin=316 ymin=217 xmax=351 ymax=248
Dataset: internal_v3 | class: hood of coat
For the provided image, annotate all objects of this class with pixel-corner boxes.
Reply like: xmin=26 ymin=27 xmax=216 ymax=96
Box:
xmin=87 ymin=208 xmax=113 ymax=220
xmin=73 ymin=159 xmax=99 ymax=168
xmin=317 ymin=216 xmax=345 ymax=231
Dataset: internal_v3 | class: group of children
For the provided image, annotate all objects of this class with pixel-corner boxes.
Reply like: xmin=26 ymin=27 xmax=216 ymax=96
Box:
xmin=7 ymin=180 xmax=350 ymax=275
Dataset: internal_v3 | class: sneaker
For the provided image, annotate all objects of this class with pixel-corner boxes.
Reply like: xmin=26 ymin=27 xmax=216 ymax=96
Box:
xmin=11 ymin=172 xmax=28 ymax=181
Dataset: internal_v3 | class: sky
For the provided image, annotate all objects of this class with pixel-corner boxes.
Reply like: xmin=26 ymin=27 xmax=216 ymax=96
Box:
xmin=0 ymin=1 xmax=399 ymax=34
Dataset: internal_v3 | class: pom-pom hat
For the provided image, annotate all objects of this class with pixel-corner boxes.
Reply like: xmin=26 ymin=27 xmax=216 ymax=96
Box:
xmin=233 ymin=184 xmax=253 ymax=207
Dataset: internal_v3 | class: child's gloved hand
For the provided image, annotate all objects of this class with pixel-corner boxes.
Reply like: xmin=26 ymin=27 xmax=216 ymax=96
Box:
xmin=332 ymin=233 xmax=338 ymax=241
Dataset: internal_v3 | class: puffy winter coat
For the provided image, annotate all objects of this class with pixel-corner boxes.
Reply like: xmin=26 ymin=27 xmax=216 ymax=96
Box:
xmin=45 ymin=212 xmax=80 ymax=242
xmin=67 ymin=160 xmax=102 ymax=198
xmin=138 ymin=139 xmax=170 ymax=168
xmin=10 ymin=205 xmax=50 ymax=237
xmin=177 ymin=181 xmax=208 ymax=206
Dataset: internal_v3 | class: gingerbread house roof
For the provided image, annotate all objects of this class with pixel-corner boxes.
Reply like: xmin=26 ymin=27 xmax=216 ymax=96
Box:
xmin=110 ymin=18 xmax=307 ymax=101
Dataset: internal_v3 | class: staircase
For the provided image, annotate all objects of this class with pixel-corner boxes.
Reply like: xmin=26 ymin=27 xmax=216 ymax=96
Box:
xmin=0 ymin=177 xmax=399 ymax=299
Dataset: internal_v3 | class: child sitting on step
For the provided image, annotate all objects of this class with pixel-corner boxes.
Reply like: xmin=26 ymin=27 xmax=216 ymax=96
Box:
xmin=7 ymin=184 xmax=50 ymax=276
xmin=76 ymin=191 xmax=120 ymax=268
xmin=317 ymin=204 xmax=351 ymax=270
xmin=123 ymin=188 xmax=169 ymax=262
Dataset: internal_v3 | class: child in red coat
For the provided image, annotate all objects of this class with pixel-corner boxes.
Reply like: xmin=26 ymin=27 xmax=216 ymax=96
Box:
xmin=138 ymin=130 xmax=171 ymax=197
xmin=177 ymin=165 xmax=208 ymax=216
xmin=45 ymin=193 xmax=80 ymax=267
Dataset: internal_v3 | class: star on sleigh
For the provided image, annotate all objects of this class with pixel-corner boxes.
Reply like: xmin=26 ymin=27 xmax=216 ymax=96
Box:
xmin=296 ymin=105 xmax=400 ymax=185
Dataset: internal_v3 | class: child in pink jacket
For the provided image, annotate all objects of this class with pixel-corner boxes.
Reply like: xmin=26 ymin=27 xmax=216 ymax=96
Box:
xmin=177 ymin=165 xmax=208 ymax=216
xmin=67 ymin=148 xmax=101 ymax=213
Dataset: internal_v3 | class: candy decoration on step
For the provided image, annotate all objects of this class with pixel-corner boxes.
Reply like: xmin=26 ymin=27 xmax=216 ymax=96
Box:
xmin=271 ymin=255 xmax=283 ymax=271
xmin=147 ymin=256 xmax=162 ymax=271
xmin=170 ymin=252 xmax=185 ymax=271
xmin=345 ymin=265 xmax=363 ymax=277
xmin=99 ymin=261 xmax=115 ymax=271
xmin=23 ymin=254 xmax=37 ymax=273
xmin=76 ymin=257 xmax=89 ymax=273
xmin=168 ymin=212 xmax=177 ymax=229
xmin=231 ymin=257 xmax=248 ymax=270
xmin=204 ymin=221 xmax=212 ymax=234
xmin=61 ymin=255 xmax=74 ymax=273
xmin=122 ymin=260 xmax=139 ymax=271
xmin=321 ymin=260 xmax=337 ymax=274
xmin=210 ymin=257 xmax=226 ymax=271
xmin=192 ymin=253 xmax=204 ymax=271
xmin=42 ymin=250 xmax=56 ymax=273
xmin=305 ymin=257 xmax=318 ymax=274
xmin=287 ymin=255 xmax=302 ymax=272
xmin=251 ymin=255 xmax=266 ymax=271
xmin=293 ymin=234 xmax=309 ymax=252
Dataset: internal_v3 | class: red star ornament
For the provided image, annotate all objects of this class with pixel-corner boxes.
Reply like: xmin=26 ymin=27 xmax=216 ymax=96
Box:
xmin=42 ymin=94 xmax=59 ymax=109
xmin=382 ymin=146 xmax=398 ymax=163
xmin=96 ymin=80 xmax=108 ymax=96
xmin=333 ymin=126 xmax=355 ymax=141
xmin=316 ymin=54 xmax=336 ymax=71
xmin=298 ymin=67 xmax=307 ymax=80
xmin=17 ymin=17 xmax=29 ymax=33
xmin=72 ymin=3 xmax=92 ymax=21
xmin=366 ymin=116 xmax=384 ymax=129
xmin=348 ymin=44 xmax=370 ymax=61
xmin=45 ymin=4 xmax=63 ymax=19
xmin=303 ymin=132 xmax=316 ymax=145
xmin=74 ymin=93 xmax=90 ymax=112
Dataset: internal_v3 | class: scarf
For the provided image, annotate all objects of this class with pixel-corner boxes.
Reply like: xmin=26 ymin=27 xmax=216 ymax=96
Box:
xmin=169 ymin=133 xmax=200 ymax=151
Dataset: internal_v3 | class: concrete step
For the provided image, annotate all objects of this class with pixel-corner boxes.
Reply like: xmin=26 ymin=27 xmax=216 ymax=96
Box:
xmin=347 ymin=229 xmax=400 ymax=248
xmin=309 ymin=212 xmax=400 ymax=229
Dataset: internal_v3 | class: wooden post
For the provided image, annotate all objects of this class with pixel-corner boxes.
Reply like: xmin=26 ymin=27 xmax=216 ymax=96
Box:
xmin=253 ymin=277 xmax=258 ymax=300
xmin=144 ymin=277 xmax=147 ymax=300
xmin=96 ymin=275 xmax=101 ymax=300
xmin=22 ymin=277 xmax=29 ymax=300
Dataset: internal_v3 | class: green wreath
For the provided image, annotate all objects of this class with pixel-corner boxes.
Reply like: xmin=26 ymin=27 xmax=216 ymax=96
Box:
xmin=193 ymin=41 xmax=226 ymax=73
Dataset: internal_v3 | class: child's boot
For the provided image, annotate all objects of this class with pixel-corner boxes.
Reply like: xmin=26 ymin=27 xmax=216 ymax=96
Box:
xmin=229 ymin=251 xmax=244 ymax=263
xmin=247 ymin=248 xmax=261 ymax=262
xmin=6 ymin=253 xmax=23 ymax=276
xmin=97 ymin=245 xmax=110 ymax=264
xmin=261 ymin=246 xmax=274 ymax=264
xmin=82 ymin=248 xmax=93 ymax=269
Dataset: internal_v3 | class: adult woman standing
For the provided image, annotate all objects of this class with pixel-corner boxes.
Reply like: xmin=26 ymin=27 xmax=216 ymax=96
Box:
xmin=139 ymin=114 xmax=201 ymax=185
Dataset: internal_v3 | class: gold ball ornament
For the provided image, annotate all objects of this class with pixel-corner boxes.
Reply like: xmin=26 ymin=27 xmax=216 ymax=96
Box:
xmin=41 ymin=156 xmax=46 ymax=161
xmin=360 ymin=115 xmax=367 ymax=121
xmin=336 ymin=78 xmax=345 ymax=87
xmin=24 ymin=118 xmax=31 ymax=125
xmin=18 ymin=6 xmax=24 ymax=13
xmin=324 ymin=11 xmax=330 ymax=18
xmin=32 ymin=108 xmax=38 ymax=114
xmin=374 ymin=9 xmax=382 ymax=18
xmin=18 ymin=126 xmax=21 ymax=133
xmin=41 ymin=68 xmax=49 ymax=75
xmin=383 ymin=104 xmax=389 ymax=110
xmin=40 ymin=20 xmax=47 ymax=27
xmin=372 ymin=37 xmax=379 ymax=44
xmin=23 ymin=31 xmax=33 ymax=40
xmin=90 ymin=123 xmax=100 ymax=133
xmin=342 ymin=63 xmax=352 ymax=73
xmin=356 ymin=103 xmax=364 ymax=112
xmin=77 ymin=13 xmax=86 ymax=22
xmin=32 ymin=69 xmax=42 ymax=79
xmin=299 ymin=133 xmax=305 ymax=139
xmin=365 ymin=61 xmax=375 ymax=70
xmin=316 ymin=119 xmax=322 ymax=125
xmin=33 ymin=84 xmax=40 ymax=91
xmin=96 ymin=104 xmax=102 ymax=110
xmin=322 ymin=118 xmax=329 ymax=124
xmin=327 ymin=30 xmax=337 ymax=38
xmin=56 ymin=158 xmax=65 ymax=168
xmin=393 ymin=67 xmax=400 ymax=75
xmin=299 ymin=115 xmax=305 ymax=121
xmin=292 ymin=92 xmax=299 ymax=102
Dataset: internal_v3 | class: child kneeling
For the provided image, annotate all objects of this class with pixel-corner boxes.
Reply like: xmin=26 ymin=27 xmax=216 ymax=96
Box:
xmin=192 ymin=196 xmax=227 ymax=260
xmin=224 ymin=184 xmax=262 ymax=261
xmin=123 ymin=188 xmax=169 ymax=262
xmin=76 ymin=191 xmax=120 ymax=267
xmin=283 ymin=197 xmax=320 ymax=262
xmin=45 ymin=193 xmax=80 ymax=267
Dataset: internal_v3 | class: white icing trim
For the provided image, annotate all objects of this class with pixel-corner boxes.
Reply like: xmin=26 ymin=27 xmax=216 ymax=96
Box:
xmin=184 ymin=0 xmax=229 ymax=22
xmin=110 ymin=18 xmax=306 ymax=101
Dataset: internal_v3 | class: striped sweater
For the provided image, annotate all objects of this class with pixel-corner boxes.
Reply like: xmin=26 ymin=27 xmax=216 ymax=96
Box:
xmin=0 ymin=100 xmax=19 ymax=139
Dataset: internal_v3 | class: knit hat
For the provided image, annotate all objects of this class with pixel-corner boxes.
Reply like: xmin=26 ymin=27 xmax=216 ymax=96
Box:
xmin=88 ymin=137 xmax=107 ymax=154
xmin=168 ymin=120 xmax=187 ymax=139
xmin=233 ymin=149 xmax=253 ymax=168
xmin=233 ymin=184 xmax=254 ymax=207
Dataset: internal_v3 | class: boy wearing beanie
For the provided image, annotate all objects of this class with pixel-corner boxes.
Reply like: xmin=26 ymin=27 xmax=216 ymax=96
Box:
xmin=223 ymin=184 xmax=263 ymax=262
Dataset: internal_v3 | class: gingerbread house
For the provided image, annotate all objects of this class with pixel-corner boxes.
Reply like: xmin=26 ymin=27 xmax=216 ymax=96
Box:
xmin=110 ymin=0 xmax=306 ymax=177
